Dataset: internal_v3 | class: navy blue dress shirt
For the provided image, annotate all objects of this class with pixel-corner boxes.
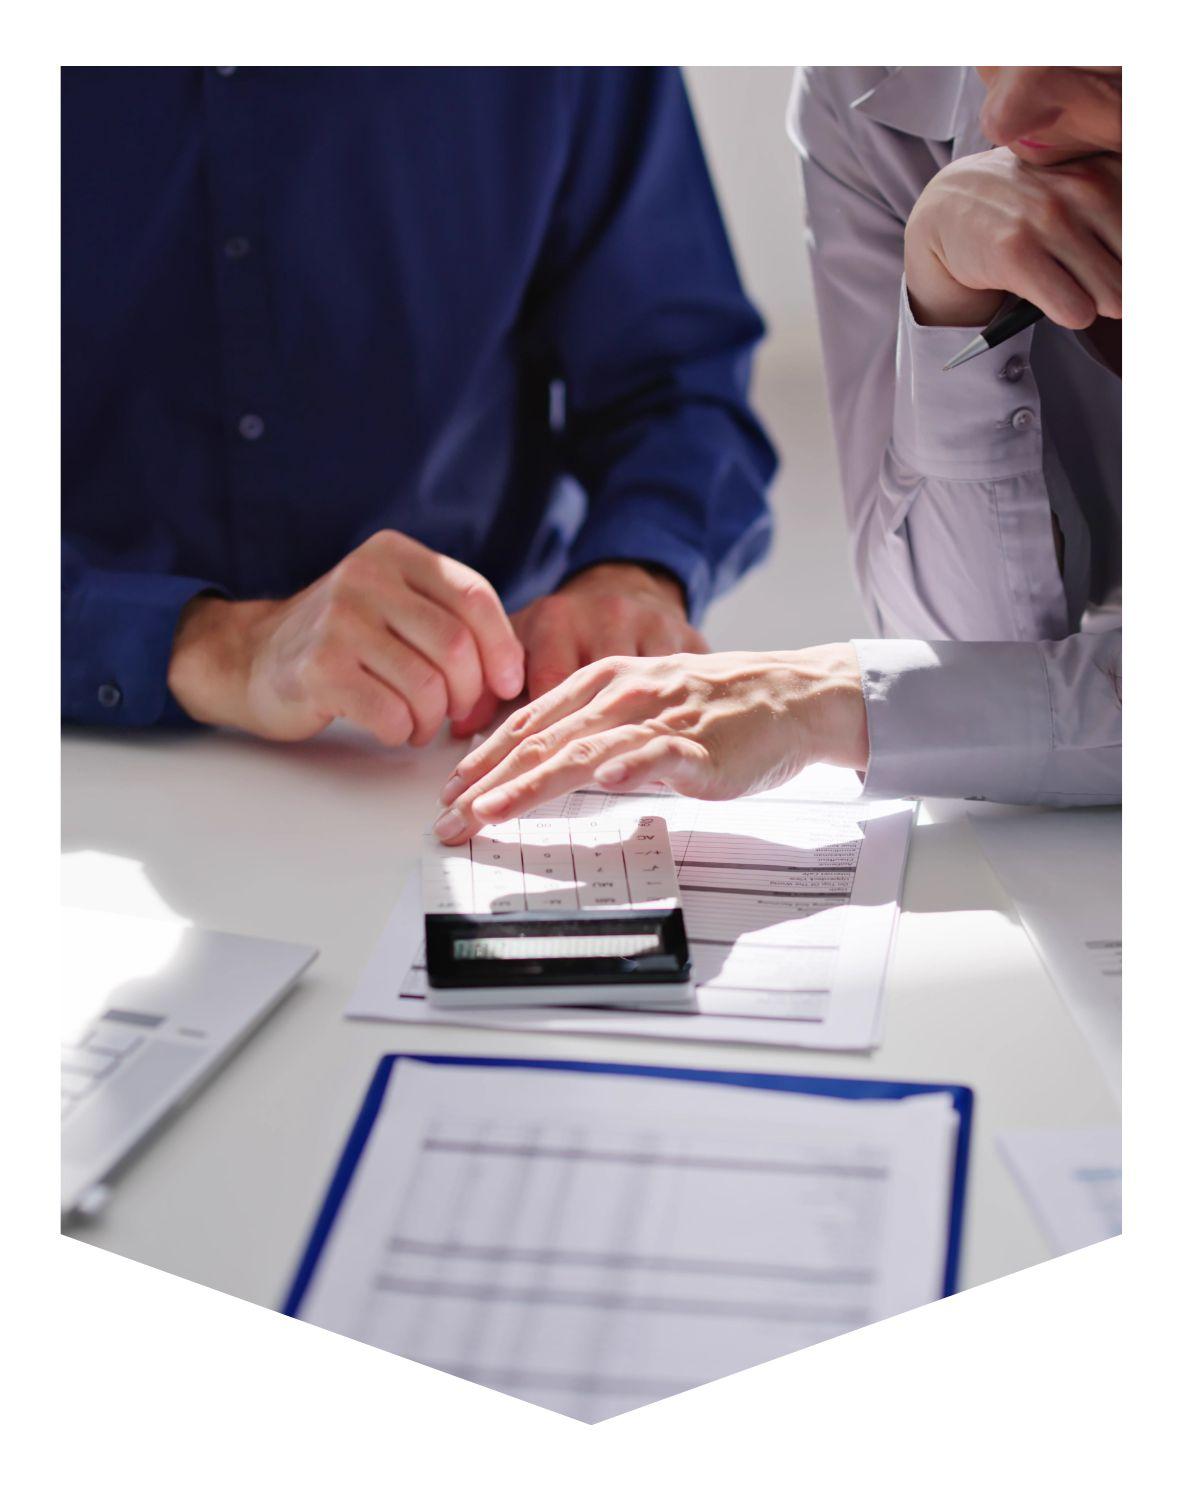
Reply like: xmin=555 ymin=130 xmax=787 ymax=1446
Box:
xmin=62 ymin=66 xmax=775 ymax=727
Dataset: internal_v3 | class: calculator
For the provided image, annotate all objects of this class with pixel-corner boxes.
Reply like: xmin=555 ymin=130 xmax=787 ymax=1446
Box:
xmin=423 ymin=814 xmax=691 ymax=994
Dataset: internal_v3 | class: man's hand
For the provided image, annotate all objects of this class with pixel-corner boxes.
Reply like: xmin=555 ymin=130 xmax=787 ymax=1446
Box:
xmin=448 ymin=561 xmax=707 ymax=738
xmin=433 ymin=645 xmax=869 ymax=842
xmin=904 ymin=147 xmax=1121 ymax=330
xmin=167 ymin=530 xmax=525 ymax=745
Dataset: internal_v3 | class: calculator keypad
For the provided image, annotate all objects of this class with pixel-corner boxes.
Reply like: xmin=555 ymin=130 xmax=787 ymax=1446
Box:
xmin=424 ymin=815 xmax=679 ymax=914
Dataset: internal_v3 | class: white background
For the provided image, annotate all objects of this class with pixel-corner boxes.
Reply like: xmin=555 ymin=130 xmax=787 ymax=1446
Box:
xmin=17 ymin=9 xmax=1193 ymax=1497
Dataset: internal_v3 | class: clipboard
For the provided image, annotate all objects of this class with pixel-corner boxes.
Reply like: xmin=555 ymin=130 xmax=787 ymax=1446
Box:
xmin=284 ymin=1054 xmax=974 ymax=1319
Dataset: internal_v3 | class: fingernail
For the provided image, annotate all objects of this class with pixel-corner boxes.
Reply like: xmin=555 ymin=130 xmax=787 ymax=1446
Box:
xmin=498 ymin=664 xmax=524 ymax=699
xmin=440 ymin=773 xmax=466 ymax=806
xmin=432 ymin=807 xmax=466 ymax=841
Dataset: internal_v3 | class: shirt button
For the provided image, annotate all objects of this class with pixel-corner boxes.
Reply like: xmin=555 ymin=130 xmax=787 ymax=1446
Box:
xmin=1000 ymin=355 xmax=1026 ymax=382
xmin=238 ymin=413 xmax=265 ymax=441
xmin=97 ymin=682 xmax=122 ymax=710
xmin=223 ymin=235 xmax=251 ymax=260
xmin=216 ymin=66 xmax=238 ymax=77
xmin=1010 ymin=407 xmax=1036 ymax=431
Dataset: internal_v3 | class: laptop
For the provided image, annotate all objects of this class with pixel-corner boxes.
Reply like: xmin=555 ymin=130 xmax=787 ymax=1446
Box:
xmin=61 ymin=907 xmax=316 ymax=1218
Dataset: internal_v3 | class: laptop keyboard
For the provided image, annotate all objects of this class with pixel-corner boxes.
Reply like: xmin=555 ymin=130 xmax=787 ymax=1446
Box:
xmin=61 ymin=1022 xmax=148 ymax=1118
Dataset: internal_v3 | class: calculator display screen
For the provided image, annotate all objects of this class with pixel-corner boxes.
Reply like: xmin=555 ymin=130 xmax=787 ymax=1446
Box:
xmin=451 ymin=932 xmax=662 ymax=962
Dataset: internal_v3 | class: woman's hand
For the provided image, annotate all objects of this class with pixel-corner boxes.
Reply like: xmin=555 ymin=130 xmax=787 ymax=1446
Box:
xmin=432 ymin=645 xmax=868 ymax=844
xmin=904 ymin=146 xmax=1121 ymax=330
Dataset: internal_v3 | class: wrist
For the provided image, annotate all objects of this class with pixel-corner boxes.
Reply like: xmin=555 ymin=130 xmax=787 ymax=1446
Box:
xmin=904 ymin=219 xmax=1004 ymax=329
xmin=562 ymin=560 xmax=687 ymax=616
xmin=905 ymin=268 xmax=1004 ymax=330
xmin=780 ymin=643 xmax=869 ymax=771
xmin=168 ymin=596 xmax=272 ymax=727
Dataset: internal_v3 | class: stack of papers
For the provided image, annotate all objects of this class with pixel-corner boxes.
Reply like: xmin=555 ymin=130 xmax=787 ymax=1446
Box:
xmin=290 ymin=1058 xmax=966 ymax=1422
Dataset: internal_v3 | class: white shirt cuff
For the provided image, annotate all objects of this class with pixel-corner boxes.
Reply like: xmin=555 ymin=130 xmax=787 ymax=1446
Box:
xmin=892 ymin=279 xmax=1043 ymax=481
xmin=854 ymin=636 xmax=1052 ymax=803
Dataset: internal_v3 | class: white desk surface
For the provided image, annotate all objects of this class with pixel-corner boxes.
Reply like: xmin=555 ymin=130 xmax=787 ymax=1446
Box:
xmin=61 ymin=722 xmax=1119 ymax=1311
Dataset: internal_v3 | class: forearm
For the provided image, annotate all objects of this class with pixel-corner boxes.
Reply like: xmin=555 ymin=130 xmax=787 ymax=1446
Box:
xmin=531 ymin=68 xmax=776 ymax=622
xmin=795 ymin=75 xmax=1071 ymax=650
xmin=558 ymin=560 xmax=688 ymax=617
xmin=860 ymin=280 xmax=1068 ymax=646
xmin=61 ymin=544 xmax=225 ymax=726
xmin=565 ymin=427 xmax=774 ymax=623
xmin=166 ymin=595 xmax=276 ymax=728
xmin=904 ymin=196 xmax=1005 ymax=328
xmin=854 ymin=633 xmax=1121 ymax=806
xmin=781 ymin=643 xmax=870 ymax=772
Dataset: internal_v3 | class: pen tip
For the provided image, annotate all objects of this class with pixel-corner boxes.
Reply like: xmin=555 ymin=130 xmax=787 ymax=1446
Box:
xmin=942 ymin=334 xmax=988 ymax=372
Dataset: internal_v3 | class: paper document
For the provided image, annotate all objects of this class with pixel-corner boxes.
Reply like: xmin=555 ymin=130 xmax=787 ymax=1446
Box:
xmin=294 ymin=1059 xmax=961 ymax=1422
xmin=972 ymin=808 xmax=1120 ymax=1097
xmin=997 ymin=1128 xmax=1121 ymax=1255
xmin=349 ymin=766 xmax=914 ymax=1050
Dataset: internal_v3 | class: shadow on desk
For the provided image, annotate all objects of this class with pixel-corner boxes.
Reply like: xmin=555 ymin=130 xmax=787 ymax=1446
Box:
xmin=900 ymin=814 xmax=1022 ymax=920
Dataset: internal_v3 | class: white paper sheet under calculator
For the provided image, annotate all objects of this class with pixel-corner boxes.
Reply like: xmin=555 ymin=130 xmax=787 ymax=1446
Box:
xmin=422 ymin=815 xmax=694 ymax=1010
xmin=423 ymin=815 xmax=680 ymax=916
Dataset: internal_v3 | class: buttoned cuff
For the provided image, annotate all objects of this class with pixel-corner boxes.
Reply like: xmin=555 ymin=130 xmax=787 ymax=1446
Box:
xmin=854 ymin=636 xmax=1053 ymax=803
xmin=892 ymin=280 xmax=1043 ymax=481
xmin=62 ymin=570 xmax=226 ymax=727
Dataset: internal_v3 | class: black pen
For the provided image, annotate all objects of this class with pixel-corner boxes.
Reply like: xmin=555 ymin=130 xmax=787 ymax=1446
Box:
xmin=942 ymin=295 xmax=1044 ymax=371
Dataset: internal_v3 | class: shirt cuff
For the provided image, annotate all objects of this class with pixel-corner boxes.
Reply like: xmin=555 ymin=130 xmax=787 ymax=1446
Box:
xmin=892 ymin=279 xmax=1043 ymax=481
xmin=62 ymin=570 xmax=225 ymax=727
xmin=854 ymin=636 xmax=1052 ymax=803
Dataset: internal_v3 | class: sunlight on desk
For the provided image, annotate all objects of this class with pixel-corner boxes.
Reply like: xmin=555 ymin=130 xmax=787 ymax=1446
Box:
xmin=62 ymin=850 xmax=191 ymax=923
xmin=60 ymin=905 xmax=191 ymax=1041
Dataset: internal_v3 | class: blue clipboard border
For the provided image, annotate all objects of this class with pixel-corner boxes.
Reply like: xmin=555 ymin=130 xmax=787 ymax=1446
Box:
xmin=283 ymin=1054 xmax=973 ymax=1319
